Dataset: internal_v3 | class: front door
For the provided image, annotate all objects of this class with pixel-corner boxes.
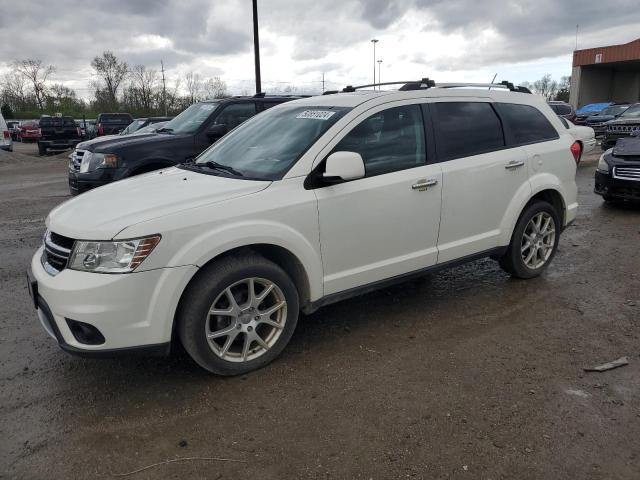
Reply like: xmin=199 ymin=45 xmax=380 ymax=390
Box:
xmin=314 ymin=103 xmax=442 ymax=296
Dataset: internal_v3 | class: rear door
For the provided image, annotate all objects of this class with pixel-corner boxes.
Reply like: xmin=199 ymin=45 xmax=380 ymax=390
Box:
xmin=431 ymin=99 xmax=530 ymax=263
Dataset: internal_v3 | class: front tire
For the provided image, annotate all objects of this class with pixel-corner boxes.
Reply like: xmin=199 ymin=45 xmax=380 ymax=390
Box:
xmin=499 ymin=201 xmax=560 ymax=279
xmin=177 ymin=254 xmax=299 ymax=375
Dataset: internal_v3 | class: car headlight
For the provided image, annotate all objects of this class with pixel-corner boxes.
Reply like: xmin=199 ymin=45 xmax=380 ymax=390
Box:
xmin=68 ymin=235 xmax=161 ymax=273
xmin=79 ymin=152 xmax=118 ymax=173
xmin=597 ymin=154 xmax=609 ymax=173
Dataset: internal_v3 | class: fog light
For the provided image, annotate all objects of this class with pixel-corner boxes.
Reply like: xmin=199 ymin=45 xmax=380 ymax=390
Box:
xmin=66 ymin=319 xmax=105 ymax=345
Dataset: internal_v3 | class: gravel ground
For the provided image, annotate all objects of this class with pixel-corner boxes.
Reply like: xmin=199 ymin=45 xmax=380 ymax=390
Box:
xmin=0 ymin=146 xmax=639 ymax=480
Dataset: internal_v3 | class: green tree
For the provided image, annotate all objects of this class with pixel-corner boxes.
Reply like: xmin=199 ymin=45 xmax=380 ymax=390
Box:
xmin=1 ymin=103 xmax=13 ymax=119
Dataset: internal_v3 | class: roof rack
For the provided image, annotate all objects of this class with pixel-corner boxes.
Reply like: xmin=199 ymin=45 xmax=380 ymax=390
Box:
xmin=334 ymin=78 xmax=530 ymax=94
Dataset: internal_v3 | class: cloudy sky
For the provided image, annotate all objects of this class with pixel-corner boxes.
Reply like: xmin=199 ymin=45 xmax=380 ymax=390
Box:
xmin=1 ymin=0 xmax=639 ymax=97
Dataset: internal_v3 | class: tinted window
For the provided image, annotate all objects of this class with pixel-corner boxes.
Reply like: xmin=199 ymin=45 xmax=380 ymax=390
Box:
xmin=214 ymin=103 xmax=257 ymax=129
xmin=558 ymin=116 xmax=570 ymax=129
xmin=434 ymin=102 xmax=504 ymax=160
xmin=99 ymin=114 xmax=133 ymax=124
xmin=333 ymin=104 xmax=426 ymax=177
xmin=498 ymin=103 xmax=559 ymax=145
xmin=39 ymin=117 xmax=76 ymax=127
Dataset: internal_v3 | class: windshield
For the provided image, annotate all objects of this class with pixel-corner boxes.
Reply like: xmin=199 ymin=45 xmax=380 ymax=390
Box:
xmin=190 ymin=105 xmax=350 ymax=180
xmin=134 ymin=121 xmax=166 ymax=134
xmin=620 ymin=104 xmax=640 ymax=119
xmin=161 ymin=102 xmax=219 ymax=134
xmin=120 ymin=119 xmax=146 ymax=135
xmin=601 ymin=105 xmax=628 ymax=116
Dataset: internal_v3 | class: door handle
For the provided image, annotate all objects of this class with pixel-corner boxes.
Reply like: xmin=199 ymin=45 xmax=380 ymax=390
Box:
xmin=412 ymin=179 xmax=438 ymax=190
xmin=505 ymin=160 xmax=525 ymax=169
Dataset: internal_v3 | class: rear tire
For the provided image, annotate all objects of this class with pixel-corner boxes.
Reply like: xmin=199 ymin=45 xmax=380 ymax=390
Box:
xmin=499 ymin=201 xmax=560 ymax=279
xmin=177 ymin=254 xmax=299 ymax=375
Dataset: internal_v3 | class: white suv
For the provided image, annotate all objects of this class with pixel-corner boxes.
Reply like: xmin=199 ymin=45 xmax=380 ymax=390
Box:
xmin=0 ymin=111 xmax=13 ymax=152
xmin=29 ymin=80 xmax=579 ymax=375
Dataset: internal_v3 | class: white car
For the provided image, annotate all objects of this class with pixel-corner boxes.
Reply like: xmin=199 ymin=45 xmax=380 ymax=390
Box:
xmin=558 ymin=116 xmax=596 ymax=162
xmin=0 ymin=112 xmax=13 ymax=152
xmin=29 ymin=80 xmax=579 ymax=375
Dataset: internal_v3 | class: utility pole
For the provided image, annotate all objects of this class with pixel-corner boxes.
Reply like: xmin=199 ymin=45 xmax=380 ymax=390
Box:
xmin=160 ymin=60 xmax=167 ymax=116
xmin=252 ymin=0 xmax=262 ymax=94
xmin=371 ymin=39 xmax=378 ymax=89
xmin=322 ymin=72 xmax=325 ymax=92
xmin=377 ymin=60 xmax=382 ymax=89
xmin=575 ymin=24 xmax=579 ymax=51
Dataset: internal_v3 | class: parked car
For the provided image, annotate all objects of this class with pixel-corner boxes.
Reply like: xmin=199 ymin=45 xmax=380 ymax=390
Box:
xmin=574 ymin=102 xmax=612 ymax=125
xmin=601 ymin=103 xmax=640 ymax=150
xmin=547 ymin=101 xmax=576 ymax=121
xmin=30 ymin=80 xmax=579 ymax=375
xmin=68 ymin=95 xmax=302 ymax=194
xmin=6 ymin=121 xmax=20 ymax=140
xmin=595 ymin=133 xmax=640 ymax=202
xmin=95 ymin=113 xmax=134 ymax=136
xmin=0 ymin=112 xmax=13 ymax=152
xmin=18 ymin=121 xmax=40 ymax=142
xmin=585 ymin=104 xmax=630 ymax=136
xmin=557 ymin=116 xmax=596 ymax=163
xmin=37 ymin=116 xmax=82 ymax=155
xmin=119 ymin=117 xmax=173 ymax=136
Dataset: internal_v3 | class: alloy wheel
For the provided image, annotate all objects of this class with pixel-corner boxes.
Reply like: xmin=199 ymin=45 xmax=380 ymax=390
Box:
xmin=205 ymin=277 xmax=287 ymax=363
xmin=521 ymin=212 xmax=556 ymax=269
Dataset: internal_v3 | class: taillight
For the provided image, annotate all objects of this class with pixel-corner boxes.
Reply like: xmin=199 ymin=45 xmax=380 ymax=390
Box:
xmin=98 ymin=124 xmax=104 ymax=136
xmin=2 ymin=130 xmax=9 ymax=139
xmin=570 ymin=141 xmax=582 ymax=164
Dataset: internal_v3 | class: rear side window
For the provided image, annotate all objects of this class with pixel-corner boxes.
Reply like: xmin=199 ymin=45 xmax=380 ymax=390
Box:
xmin=99 ymin=114 xmax=133 ymax=124
xmin=498 ymin=103 xmax=559 ymax=145
xmin=433 ymin=102 xmax=505 ymax=160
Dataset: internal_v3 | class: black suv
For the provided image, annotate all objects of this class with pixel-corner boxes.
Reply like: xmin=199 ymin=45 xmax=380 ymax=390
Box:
xmin=595 ymin=133 xmax=640 ymax=202
xmin=38 ymin=116 xmax=82 ymax=155
xmin=95 ymin=113 xmax=134 ymax=136
xmin=601 ymin=103 xmax=640 ymax=150
xmin=68 ymin=95 xmax=303 ymax=194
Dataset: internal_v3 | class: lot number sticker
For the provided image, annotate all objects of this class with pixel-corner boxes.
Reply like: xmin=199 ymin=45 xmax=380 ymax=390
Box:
xmin=296 ymin=110 xmax=336 ymax=120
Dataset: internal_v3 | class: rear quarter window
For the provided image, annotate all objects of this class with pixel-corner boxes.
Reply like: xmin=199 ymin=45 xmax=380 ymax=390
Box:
xmin=433 ymin=102 xmax=505 ymax=160
xmin=497 ymin=103 xmax=559 ymax=145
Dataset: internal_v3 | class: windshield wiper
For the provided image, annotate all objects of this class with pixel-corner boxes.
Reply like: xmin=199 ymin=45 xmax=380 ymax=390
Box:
xmin=202 ymin=161 xmax=244 ymax=177
xmin=156 ymin=127 xmax=174 ymax=133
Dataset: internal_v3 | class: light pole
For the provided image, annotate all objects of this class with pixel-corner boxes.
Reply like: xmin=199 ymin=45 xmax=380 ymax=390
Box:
xmin=371 ymin=39 xmax=378 ymax=89
xmin=252 ymin=0 xmax=262 ymax=94
xmin=377 ymin=60 xmax=382 ymax=89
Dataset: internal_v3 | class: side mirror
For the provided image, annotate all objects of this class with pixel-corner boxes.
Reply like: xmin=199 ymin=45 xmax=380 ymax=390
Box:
xmin=207 ymin=124 xmax=227 ymax=139
xmin=323 ymin=151 xmax=365 ymax=183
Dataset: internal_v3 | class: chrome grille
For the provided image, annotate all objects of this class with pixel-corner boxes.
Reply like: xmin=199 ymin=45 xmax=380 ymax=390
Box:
xmin=607 ymin=124 xmax=640 ymax=133
xmin=69 ymin=149 xmax=85 ymax=172
xmin=41 ymin=231 xmax=74 ymax=275
xmin=613 ymin=166 xmax=640 ymax=182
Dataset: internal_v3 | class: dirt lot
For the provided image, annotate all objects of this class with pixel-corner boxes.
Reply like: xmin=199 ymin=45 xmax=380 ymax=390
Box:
xmin=1 ymin=145 xmax=639 ymax=480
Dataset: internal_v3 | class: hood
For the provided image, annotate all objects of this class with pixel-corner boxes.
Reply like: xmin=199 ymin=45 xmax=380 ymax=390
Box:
xmin=608 ymin=117 xmax=640 ymax=126
xmin=47 ymin=167 xmax=270 ymax=239
xmin=612 ymin=137 xmax=640 ymax=158
xmin=77 ymin=133 xmax=168 ymax=152
xmin=586 ymin=115 xmax=614 ymax=124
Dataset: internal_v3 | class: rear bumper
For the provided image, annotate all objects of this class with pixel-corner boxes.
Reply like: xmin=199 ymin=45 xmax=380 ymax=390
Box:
xmin=594 ymin=170 xmax=640 ymax=200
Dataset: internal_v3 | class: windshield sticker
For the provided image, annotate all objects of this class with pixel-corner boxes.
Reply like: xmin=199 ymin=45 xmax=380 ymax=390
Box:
xmin=296 ymin=110 xmax=336 ymax=120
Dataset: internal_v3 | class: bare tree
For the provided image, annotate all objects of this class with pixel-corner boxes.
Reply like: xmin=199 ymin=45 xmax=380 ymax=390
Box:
xmin=202 ymin=76 xmax=228 ymax=99
xmin=184 ymin=71 xmax=202 ymax=104
xmin=532 ymin=74 xmax=558 ymax=100
xmin=91 ymin=51 xmax=128 ymax=109
xmin=1 ymin=72 xmax=29 ymax=110
xmin=13 ymin=59 xmax=55 ymax=110
xmin=130 ymin=65 xmax=158 ymax=111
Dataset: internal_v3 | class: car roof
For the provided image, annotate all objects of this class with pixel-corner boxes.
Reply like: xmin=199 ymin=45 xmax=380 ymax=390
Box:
xmin=284 ymin=88 xmax=546 ymax=108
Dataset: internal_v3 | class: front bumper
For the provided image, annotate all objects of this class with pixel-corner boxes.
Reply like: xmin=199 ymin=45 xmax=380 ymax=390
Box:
xmin=30 ymin=247 xmax=198 ymax=355
xmin=594 ymin=170 xmax=640 ymax=201
xmin=68 ymin=167 xmax=126 ymax=195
